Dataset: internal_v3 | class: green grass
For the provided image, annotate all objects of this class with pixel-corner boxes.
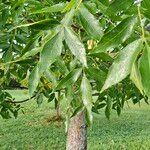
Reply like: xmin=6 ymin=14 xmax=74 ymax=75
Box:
xmin=0 ymin=90 xmax=150 ymax=150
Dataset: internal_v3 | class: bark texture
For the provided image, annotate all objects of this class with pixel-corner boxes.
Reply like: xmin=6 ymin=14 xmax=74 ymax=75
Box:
xmin=66 ymin=111 xmax=87 ymax=150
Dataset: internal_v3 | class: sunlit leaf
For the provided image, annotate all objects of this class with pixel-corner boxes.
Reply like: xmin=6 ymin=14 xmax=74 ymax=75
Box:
xmin=139 ymin=44 xmax=150 ymax=98
xmin=39 ymin=32 xmax=63 ymax=73
xmin=81 ymin=74 xmax=93 ymax=125
xmin=64 ymin=27 xmax=87 ymax=67
xmin=101 ymin=39 xmax=143 ymax=92
xmin=28 ymin=66 xmax=40 ymax=97
xmin=130 ymin=62 xmax=144 ymax=94
xmin=30 ymin=3 xmax=66 ymax=14
xmin=90 ymin=16 xmax=137 ymax=54
xmin=79 ymin=4 xmax=103 ymax=40
xmin=55 ymin=68 xmax=82 ymax=90
xmin=105 ymin=0 xmax=133 ymax=19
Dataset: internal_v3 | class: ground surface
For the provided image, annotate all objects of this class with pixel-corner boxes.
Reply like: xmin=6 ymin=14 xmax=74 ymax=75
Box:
xmin=0 ymin=90 xmax=150 ymax=150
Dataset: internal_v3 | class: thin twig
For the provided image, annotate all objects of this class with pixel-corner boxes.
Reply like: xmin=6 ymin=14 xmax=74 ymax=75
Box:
xmin=5 ymin=94 xmax=37 ymax=104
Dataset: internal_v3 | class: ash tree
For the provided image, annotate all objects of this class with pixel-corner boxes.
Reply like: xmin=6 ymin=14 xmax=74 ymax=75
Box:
xmin=0 ymin=0 xmax=150 ymax=149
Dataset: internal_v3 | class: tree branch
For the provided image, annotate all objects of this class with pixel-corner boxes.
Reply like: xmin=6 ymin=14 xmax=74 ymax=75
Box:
xmin=5 ymin=94 xmax=37 ymax=104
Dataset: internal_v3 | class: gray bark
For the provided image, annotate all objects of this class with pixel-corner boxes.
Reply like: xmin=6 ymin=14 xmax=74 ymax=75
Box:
xmin=66 ymin=111 xmax=87 ymax=150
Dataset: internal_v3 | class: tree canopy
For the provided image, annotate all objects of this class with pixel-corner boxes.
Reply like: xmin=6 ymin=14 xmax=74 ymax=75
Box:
xmin=0 ymin=0 xmax=149 ymax=126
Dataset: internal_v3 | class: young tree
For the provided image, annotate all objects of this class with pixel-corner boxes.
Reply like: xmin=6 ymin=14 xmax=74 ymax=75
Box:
xmin=0 ymin=0 xmax=150 ymax=149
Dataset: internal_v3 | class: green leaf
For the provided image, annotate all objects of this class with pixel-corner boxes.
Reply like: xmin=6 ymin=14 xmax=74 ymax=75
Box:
xmin=79 ymin=4 xmax=103 ymax=40
xmin=21 ymin=47 xmax=42 ymax=59
xmin=116 ymin=105 xmax=121 ymax=116
xmin=8 ymin=19 xmax=57 ymax=32
xmin=99 ymin=0 xmax=109 ymax=6
xmin=62 ymin=0 xmax=77 ymax=13
xmin=71 ymin=105 xmax=83 ymax=117
xmin=84 ymin=2 xmax=97 ymax=14
xmin=55 ymin=57 xmax=69 ymax=75
xmin=69 ymin=58 xmax=78 ymax=71
xmin=139 ymin=44 xmax=150 ymax=98
xmin=97 ymin=103 xmax=106 ymax=109
xmin=130 ymin=62 xmax=144 ymax=94
xmin=81 ymin=74 xmax=93 ymax=125
xmin=93 ymin=0 xmax=107 ymax=13
xmin=64 ymin=27 xmax=87 ymax=67
xmin=90 ymin=52 xmax=113 ymax=62
xmin=48 ymin=93 xmax=55 ymax=103
xmin=37 ymin=94 xmax=44 ymax=106
xmin=90 ymin=16 xmax=137 ymax=54
xmin=105 ymin=96 xmax=112 ymax=120
xmin=28 ymin=66 xmax=40 ymax=97
xmin=30 ymin=3 xmax=66 ymax=14
xmin=2 ymin=8 xmax=9 ymax=25
xmin=44 ymin=69 xmax=57 ymax=87
xmin=61 ymin=8 xmax=76 ymax=26
xmin=54 ymin=98 xmax=58 ymax=110
xmin=86 ymin=67 xmax=106 ymax=85
xmin=142 ymin=0 xmax=150 ymax=10
xmin=105 ymin=0 xmax=133 ymax=19
xmin=101 ymin=39 xmax=143 ymax=92
xmin=55 ymin=68 xmax=82 ymax=90
xmin=39 ymin=32 xmax=63 ymax=73
xmin=3 ymin=48 xmax=13 ymax=73
xmin=141 ymin=0 xmax=150 ymax=19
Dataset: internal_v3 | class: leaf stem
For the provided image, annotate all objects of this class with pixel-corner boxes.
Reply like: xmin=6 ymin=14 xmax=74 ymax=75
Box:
xmin=76 ymin=0 xmax=83 ymax=9
xmin=137 ymin=5 xmax=146 ymax=42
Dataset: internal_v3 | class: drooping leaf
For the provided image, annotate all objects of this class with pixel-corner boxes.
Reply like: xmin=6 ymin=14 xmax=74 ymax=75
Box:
xmin=3 ymin=48 xmax=13 ymax=73
xmin=105 ymin=96 xmax=112 ymax=120
xmin=71 ymin=105 xmax=83 ymax=117
xmin=139 ymin=44 xmax=150 ymax=98
xmin=48 ymin=93 xmax=55 ymax=103
xmin=44 ymin=69 xmax=57 ymax=88
xmin=54 ymin=98 xmax=58 ymax=110
xmin=69 ymin=58 xmax=78 ymax=71
xmin=79 ymin=4 xmax=103 ymax=40
xmin=37 ymin=94 xmax=44 ymax=106
xmin=116 ymin=105 xmax=121 ymax=116
xmin=90 ymin=16 xmax=137 ymax=54
xmin=55 ymin=57 xmax=69 ymax=75
xmin=64 ymin=27 xmax=87 ymax=67
xmin=28 ymin=66 xmax=40 ymax=97
xmin=39 ymin=32 xmax=63 ymax=73
xmin=61 ymin=8 xmax=76 ymax=26
xmin=101 ymin=39 xmax=143 ymax=92
xmin=81 ymin=74 xmax=93 ymax=125
xmin=130 ymin=62 xmax=144 ymax=94
xmin=55 ymin=68 xmax=82 ymax=90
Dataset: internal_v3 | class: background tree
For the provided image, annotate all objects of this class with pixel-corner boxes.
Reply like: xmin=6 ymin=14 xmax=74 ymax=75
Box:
xmin=0 ymin=0 xmax=150 ymax=149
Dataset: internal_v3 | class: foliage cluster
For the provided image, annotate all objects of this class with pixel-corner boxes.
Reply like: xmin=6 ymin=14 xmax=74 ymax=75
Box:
xmin=0 ymin=0 xmax=150 ymax=125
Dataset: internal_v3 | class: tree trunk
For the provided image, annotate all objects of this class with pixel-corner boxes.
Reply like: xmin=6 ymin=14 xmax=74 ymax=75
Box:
xmin=66 ymin=111 xmax=87 ymax=150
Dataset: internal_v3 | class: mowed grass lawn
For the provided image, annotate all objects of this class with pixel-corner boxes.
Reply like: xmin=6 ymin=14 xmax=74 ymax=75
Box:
xmin=0 ymin=90 xmax=150 ymax=150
